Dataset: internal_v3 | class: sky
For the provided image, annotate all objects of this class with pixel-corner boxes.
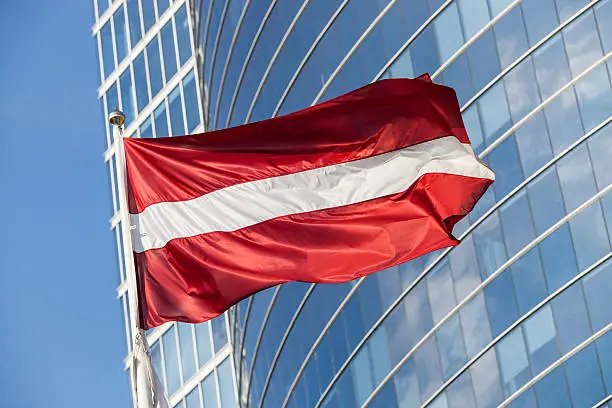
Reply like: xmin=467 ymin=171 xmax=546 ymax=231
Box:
xmin=0 ymin=1 xmax=130 ymax=407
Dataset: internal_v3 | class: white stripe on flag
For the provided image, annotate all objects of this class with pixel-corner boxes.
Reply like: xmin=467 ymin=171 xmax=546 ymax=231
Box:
xmin=130 ymin=136 xmax=494 ymax=253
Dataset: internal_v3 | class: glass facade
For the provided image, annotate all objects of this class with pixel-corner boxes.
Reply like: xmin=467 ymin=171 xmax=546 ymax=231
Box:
xmin=194 ymin=0 xmax=612 ymax=408
xmin=96 ymin=0 xmax=612 ymax=407
xmin=93 ymin=0 xmax=237 ymax=407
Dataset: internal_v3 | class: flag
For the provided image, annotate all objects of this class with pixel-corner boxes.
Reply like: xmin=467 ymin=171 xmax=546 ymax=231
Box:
xmin=124 ymin=75 xmax=494 ymax=330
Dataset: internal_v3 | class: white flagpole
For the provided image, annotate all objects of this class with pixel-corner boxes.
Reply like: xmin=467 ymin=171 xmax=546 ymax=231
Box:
xmin=109 ymin=110 xmax=168 ymax=408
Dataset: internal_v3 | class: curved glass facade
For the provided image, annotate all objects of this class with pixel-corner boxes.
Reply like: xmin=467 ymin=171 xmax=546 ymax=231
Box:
xmin=196 ymin=0 xmax=612 ymax=408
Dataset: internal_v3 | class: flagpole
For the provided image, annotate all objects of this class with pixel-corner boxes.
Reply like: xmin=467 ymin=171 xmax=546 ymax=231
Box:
xmin=109 ymin=110 xmax=159 ymax=408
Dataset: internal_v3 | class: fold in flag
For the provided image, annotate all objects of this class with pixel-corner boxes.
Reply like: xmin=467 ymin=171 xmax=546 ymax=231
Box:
xmin=124 ymin=75 xmax=494 ymax=330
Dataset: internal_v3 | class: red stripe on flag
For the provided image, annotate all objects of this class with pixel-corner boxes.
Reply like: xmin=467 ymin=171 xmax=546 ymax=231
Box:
xmin=134 ymin=173 xmax=491 ymax=329
xmin=125 ymin=78 xmax=468 ymax=213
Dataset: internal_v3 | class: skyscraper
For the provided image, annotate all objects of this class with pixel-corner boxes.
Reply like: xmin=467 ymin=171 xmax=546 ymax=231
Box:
xmin=93 ymin=1 xmax=237 ymax=407
xmin=96 ymin=0 xmax=612 ymax=407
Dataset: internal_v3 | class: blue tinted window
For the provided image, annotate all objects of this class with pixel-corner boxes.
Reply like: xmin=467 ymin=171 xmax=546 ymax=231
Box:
xmin=175 ymin=5 xmax=192 ymax=66
xmin=583 ymin=260 xmax=612 ymax=331
xmin=488 ymin=135 xmax=523 ymax=200
xmin=212 ymin=313 xmax=228 ymax=353
xmin=521 ymin=0 xmax=559 ymax=45
xmin=141 ymin=0 xmax=155 ymax=33
xmin=388 ymin=49 xmax=415 ymax=79
xmin=415 ymin=336 xmax=443 ymax=400
xmin=437 ymin=315 xmax=468 ymax=379
xmin=105 ymin=81 xmax=119 ymax=118
xmin=405 ymin=284 xmax=434 ymax=347
xmin=449 ymin=236 xmax=481 ymax=300
xmin=218 ymin=358 xmax=236 ymax=408
xmin=544 ymin=88 xmax=584 ymax=154
xmin=552 ymin=284 xmax=592 ymax=353
xmin=477 ymin=82 xmax=511 ymax=145
xmin=499 ymin=192 xmax=535 ymax=255
xmin=427 ymin=260 xmax=457 ymax=324
xmin=462 ymin=105 xmax=485 ymax=152
xmin=168 ymin=85 xmax=184 ymax=136
xmin=533 ymin=36 xmax=572 ymax=100
xmin=485 ymin=272 xmax=519 ymax=337
xmin=442 ymin=54 xmax=474 ymax=106
xmin=154 ymin=101 xmax=169 ymax=137
xmin=161 ymin=21 xmax=177 ymax=82
xmin=460 ymin=293 xmax=492 ymax=357
xmin=458 ymin=0 xmax=491 ymax=39
xmin=556 ymin=0 xmax=590 ymax=21
xmin=557 ymin=145 xmax=597 ymax=212
xmin=494 ymin=7 xmax=528 ymax=69
xmin=186 ymin=387 xmax=201 ymax=408
xmin=195 ymin=322 xmax=212 ymax=366
xmin=182 ymin=71 xmax=200 ymax=132
xmin=434 ymin=3 xmax=465 ymax=63
xmin=156 ymin=0 xmax=170 ymax=18
xmin=588 ymin=124 xmax=612 ymax=190
xmin=503 ymin=59 xmax=540 ymax=123
xmin=446 ymin=371 xmax=476 ymax=408
xmin=564 ymin=12 xmax=603 ymax=75
xmin=595 ymin=0 xmax=612 ymax=52
xmin=534 ymin=366 xmax=572 ymax=408
xmin=596 ymin=330 xmax=612 ymax=392
xmin=202 ymin=373 xmax=219 ymax=407
xmin=473 ymin=213 xmax=507 ymax=278
xmin=514 ymin=112 xmax=553 ymax=176
xmin=114 ymin=6 xmax=128 ymax=64
xmin=352 ymin=347 xmax=375 ymax=405
xmin=575 ymin=66 xmax=612 ymax=131
xmin=565 ymin=344 xmax=606 ymax=407
xmin=126 ymin=0 xmax=142 ymax=47
xmin=467 ymin=30 xmax=500 ymax=91
xmin=511 ymin=248 xmax=548 ymax=314
xmin=358 ymin=276 xmax=382 ymax=329
xmin=393 ymin=358 xmax=421 ymax=408
xmin=470 ymin=349 xmax=504 ymax=408
xmin=151 ymin=340 xmax=166 ymax=390
xmin=178 ymin=323 xmax=196 ymax=381
xmin=139 ymin=116 xmax=153 ymax=139
xmin=497 ymin=329 xmax=530 ymax=396
xmin=133 ymin=52 xmax=149 ymax=112
xmin=488 ymin=0 xmax=515 ymax=15
xmin=527 ymin=167 xmax=565 ymax=235
xmin=523 ymin=306 xmax=559 ymax=373
xmin=509 ymin=389 xmax=537 ymax=408
xmin=569 ymin=203 xmax=611 ymax=270
xmin=163 ymin=325 xmax=181 ymax=394
xmin=119 ymin=69 xmax=135 ymax=125
xmin=411 ymin=25 xmax=440 ymax=76
xmin=540 ymin=225 xmax=578 ymax=292
xmin=147 ymin=38 xmax=163 ymax=97
xmin=100 ymin=22 xmax=115 ymax=79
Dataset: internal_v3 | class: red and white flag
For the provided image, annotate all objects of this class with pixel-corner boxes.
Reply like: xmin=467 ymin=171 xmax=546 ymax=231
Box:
xmin=124 ymin=76 xmax=494 ymax=329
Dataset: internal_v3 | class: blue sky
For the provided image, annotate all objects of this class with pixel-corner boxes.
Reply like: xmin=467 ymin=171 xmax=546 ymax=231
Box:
xmin=0 ymin=1 xmax=130 ymax=406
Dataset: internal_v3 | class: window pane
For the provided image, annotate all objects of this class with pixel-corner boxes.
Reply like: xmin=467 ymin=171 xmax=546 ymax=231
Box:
xmin=473 ymin=213 xmax=507 ymax=278
xmin=156 ymin=0 xmax=170 ymax=17
xmin=151 ymin=340 xmax=165 ymax=390
xmin=470 ymin=349 xmax=504 ymax=408
xmin=552 ymin=284 xmax=592 ymax=353
xmin=596 ymin=330 xmax=612 ymax=393
xmin=534 ymin=366 xmax=572 ymax=408
xmin=114 ymin=5 xmax=128 ymax=64
xmin=133 ymin=52 xmax=149 ymax=112
xmin=496 ymin=329 xmax=530 ymax=396
xmin=393 ymin=358 xmax=421 ymax=408
xmin=126 ymin=0 xmax=142 ymax=47
xmin=175 ymin=4 xmax=192 ymax=66
xmin=533 ymin=36 xmax=571 ymax=100
xmin=163 ymin=325 xmax=181 ymax=394
xmin=168 ymin=85 xmax=184 ymax=136
xmin=178 ymin=323 xmax=196 ymax=381
xmin=202 ymin=373 xmax=219 ymax=408
xmin=569 ymin=203 xmax=611 ymax=270
xmin=521 ymin=0 xmax=559 ymax=45
xmin=147 ymin=38 xmax=164 ymax=97
xmin=523 ymin=306 xmax=559 ymax=373
xmin=539 ymin=225 xmax=578 ymax=293
xmin=212 ymin=313 xmax=228 ymax=353
xmin=154 ymin=101 xmax=169 ymax=137
xmin=503 ymin=59 xmax=540 ymax=123
xmin=557 ymin=145 xmax=597 ymax=212
xmin=499 ymin=192 xmax=535 ymax=255
xmin=511 ymin=248 xmax=548 ymax=314
xmin=195 ymin=321 xmax=212 ymax=367
xmin=139 ymin=116 xmax=153 ymax=139
xmin=449 ymin=236 xmax=481 ymax=301
xmin=544 ymin=88 xmax=584 ymax=154
xmin=436 ymin=315 xmax=468 ymax=380
xmin=105 ymin=81 xmax=119 ymax=118
xmin=582 ymin=260 xmax=612 ymax=331
xmin=574 ymin=65 xmax=612 ymax=132
xmin=527 ymin=167 xmax=565 ymax=235
xmin=415 ymin=336 xmax=443 ymax=400
xmin=186 ymin=386 xmax=202 ymax=408
xmin=434 ymin=2 xmax=464 ymax=63
xmin=514 ymin=112 xmax=552 ymax=176
xmin=487 ymin=135 xmax=523 ymax=200
xmin=460 ymin=293 xmax=492 ymax=357
xmin=141 ymin=0 xmax=156 ymax=33
xmin=161 ymin=21 xmax=177 ymax=83
xmin=446 ymin=371 xmax=476 ymax=408
xmin=477 ymin=82 xmax=511 ymax=145
xmin=588 ymin=124 xmax=612 ymax=190
xmin=218 ymin=358 xmax=236 ymax=408
xmin=485 ymin=272 xmax=519 ymax=337
xmin=458 ymin=0 xmax=490 ymax=39
xmin=427 ymin=260 xmax=457 ymax=324
xmin=494 ymin=7 xmax=528 ymax=70
xmin=101 ymin=21 xmax=115 ymax=78
xmin=565 ymin=344 xmax=606 ymax=407
xmin=119 ymin=69 xmax=135 ymax=125
xmin=182 ymin=71 xmax=200 ymax=132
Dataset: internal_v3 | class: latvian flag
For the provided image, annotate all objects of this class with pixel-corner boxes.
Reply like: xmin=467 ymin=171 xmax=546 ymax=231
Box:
xmin=124 ymin=75 xmax=494 ymax=330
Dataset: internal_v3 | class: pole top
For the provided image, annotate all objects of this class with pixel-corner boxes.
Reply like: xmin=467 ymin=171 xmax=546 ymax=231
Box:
xmin=109 ymin=109 xmax=126 ymax=127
